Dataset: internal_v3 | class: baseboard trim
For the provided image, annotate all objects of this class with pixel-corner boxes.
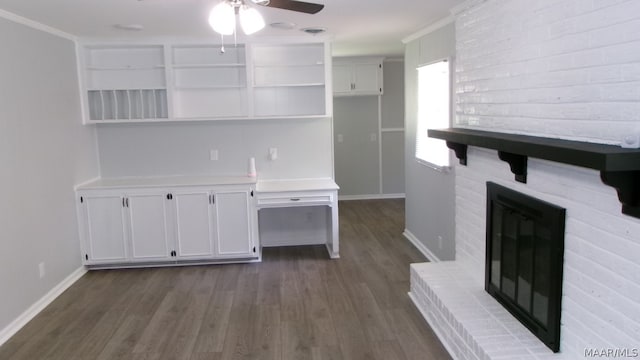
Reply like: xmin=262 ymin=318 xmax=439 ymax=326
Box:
xmin=403 ymin=229 xmax=441 ymax=263
xmin=408 ymin=291 xmax=459 ymax=360
xmin=338 ymin=193 xmax=405 ymax=201
xmin=0 ymin=266 xmax=87 ymax=346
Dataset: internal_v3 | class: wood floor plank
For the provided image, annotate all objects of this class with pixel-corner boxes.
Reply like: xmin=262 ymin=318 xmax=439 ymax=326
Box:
xmin=0 ymin=199 xmax=452 ymax=360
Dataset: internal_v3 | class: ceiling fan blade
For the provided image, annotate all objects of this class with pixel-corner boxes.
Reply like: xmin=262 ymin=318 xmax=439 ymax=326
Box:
xmin=262 ymin=0 xmax=324 ymax=14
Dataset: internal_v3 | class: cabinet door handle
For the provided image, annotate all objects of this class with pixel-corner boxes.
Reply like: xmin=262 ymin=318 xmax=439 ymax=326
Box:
xmin=122 ymin=197 xmax=125 ymax=207
xmin=125 ymin=198 xmax=129 ymax=207
xmin=290 ymin=198 xmax=301 ymax=202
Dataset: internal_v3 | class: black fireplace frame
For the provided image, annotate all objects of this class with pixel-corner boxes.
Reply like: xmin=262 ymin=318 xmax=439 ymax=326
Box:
xmin=485 ymin=182 xmax=566 ymax=352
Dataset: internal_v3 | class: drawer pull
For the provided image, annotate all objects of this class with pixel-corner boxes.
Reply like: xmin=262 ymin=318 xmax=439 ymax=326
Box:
xmin=290 ymin=198 xmax=301 ymax=201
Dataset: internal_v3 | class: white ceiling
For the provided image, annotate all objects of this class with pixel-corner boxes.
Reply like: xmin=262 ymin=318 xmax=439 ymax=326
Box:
xmin=0 ymin=0 xmax=464 ymax=57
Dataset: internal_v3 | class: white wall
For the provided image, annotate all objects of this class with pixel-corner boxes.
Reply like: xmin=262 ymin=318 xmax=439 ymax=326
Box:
xmin=454 ymin=0 xmax=640 ymax=355
xmin=96 ymin=118 xmax=333 ymax=179
xmin=404 ymin=23 xmax=456 ymax=261
xmin=0 ymin=17 xmax=99 ymax=335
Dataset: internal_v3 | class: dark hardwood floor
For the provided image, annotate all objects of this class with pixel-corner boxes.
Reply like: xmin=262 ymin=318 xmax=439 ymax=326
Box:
xmin=0 ymin=199 xmax=451 ymax=360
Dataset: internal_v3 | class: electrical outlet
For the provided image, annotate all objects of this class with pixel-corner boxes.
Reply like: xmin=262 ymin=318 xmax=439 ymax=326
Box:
xmin=438 ymin=236 xmax=443 ymax=250
xmin=210 ymin=149 xmax=219 ymax=161
xmin=38 ymin=262 xmax=46 ymax=279
xmin=269 ymin=147 xmax=278 ymax=160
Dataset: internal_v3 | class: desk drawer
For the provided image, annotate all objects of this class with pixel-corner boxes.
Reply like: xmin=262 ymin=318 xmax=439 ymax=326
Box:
xmin=256 ymin=193 xmax=333 ymax=207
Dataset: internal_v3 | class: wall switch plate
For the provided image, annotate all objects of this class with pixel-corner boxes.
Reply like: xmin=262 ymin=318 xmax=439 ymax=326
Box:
xmin=210 ymin=149 xmax=219 ymax=161
xmin=337 ymin=134 xmax=344 ymax=143
xmin=269 ymin=147 xmax=278 ymax=160
xmin=370 ymin=133 xmax=377 ymax=142
xmin=38 ymin=262 xmax=45 ymax=278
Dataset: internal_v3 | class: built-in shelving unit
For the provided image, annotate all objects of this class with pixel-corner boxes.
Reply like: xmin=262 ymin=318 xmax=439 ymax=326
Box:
xmin=251 ymin=43 xmax=326 ymax=117
xmin=171 ymin=45 xmax=248 ymax=119
xmin=83 ymin=45 xmax=168 ymax=121
xmin=79 ymin=40 xmax=331 ymax=123
xmin=429 ymin=128 xmax=640 ymax=218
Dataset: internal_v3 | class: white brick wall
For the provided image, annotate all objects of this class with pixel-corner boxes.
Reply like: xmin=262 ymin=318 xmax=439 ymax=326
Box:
xmin=455 ymin=0 xmax=640 ymax=144
xmin=451 ymin=0 xmax=640 ymax=356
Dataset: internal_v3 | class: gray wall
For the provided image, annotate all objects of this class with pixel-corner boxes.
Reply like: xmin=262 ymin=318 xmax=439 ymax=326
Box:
xmin=96 ymin=118 xmax=333 ymax=179
xmin=381 ymin=60 xmax=405 ymax=194
xmin=0 ymin=18 xmax=99 ymax=333
xmin=333 ymin=59 xmax=406 ymax=197
xmin=333 ymin=96 xmax=380 ymax=196
xmin=404 ymin=23 xmax=456 ymax=261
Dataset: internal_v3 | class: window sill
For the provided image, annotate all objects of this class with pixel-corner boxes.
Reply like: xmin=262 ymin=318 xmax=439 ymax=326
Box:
xmin=415 ymin=158 xmax=451 ymax=173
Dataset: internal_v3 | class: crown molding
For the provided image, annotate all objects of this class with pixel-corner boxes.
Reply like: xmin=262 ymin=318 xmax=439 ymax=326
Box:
xmin=0 ymin=9 xmax=76 ymax=41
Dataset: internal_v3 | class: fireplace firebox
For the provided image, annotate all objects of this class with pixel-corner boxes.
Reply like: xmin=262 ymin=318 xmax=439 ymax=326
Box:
xmin=485 ymin=182 xmax=566 ymax=352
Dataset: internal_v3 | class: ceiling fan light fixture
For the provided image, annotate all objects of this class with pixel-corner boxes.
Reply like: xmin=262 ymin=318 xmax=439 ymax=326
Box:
xmin=239 ymin=5 xmax=265 ymax=35
xmin=209 ymin=1 xmax=236 ymax=36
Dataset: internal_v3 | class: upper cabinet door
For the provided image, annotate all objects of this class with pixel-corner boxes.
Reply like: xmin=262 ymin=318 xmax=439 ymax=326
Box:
xmin=126 ymin=193 xmax=172 ymax=261
xmin=332 ymin=57 xmax=384 ymax=97
xmin=332 ymin=64 xmax=354 ymax=94
xmin=82 ymin=195 xmax=128 ymax=263
xmin=353 ymin=63 xmax=382 ymax=94
xmin=173 ymin=191 xmax=216 ymax=259
xmin=214 ymin=191 xmax=254 ymax=257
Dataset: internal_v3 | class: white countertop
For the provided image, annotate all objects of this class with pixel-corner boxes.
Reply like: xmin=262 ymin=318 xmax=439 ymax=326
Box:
xmin=256 ymin=178 xmax=339 ymax=193
xmin=77 ymin=175 xmax=257 ymax=190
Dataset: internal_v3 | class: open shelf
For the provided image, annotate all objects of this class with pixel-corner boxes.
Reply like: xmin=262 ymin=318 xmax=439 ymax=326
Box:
xmin=429 ymin=128 xmax=640 ymax=218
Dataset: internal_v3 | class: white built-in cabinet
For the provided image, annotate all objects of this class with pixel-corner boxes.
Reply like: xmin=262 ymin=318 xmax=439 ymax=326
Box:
xmin=78 ymin=182 xmax=258 ymax=267
xmin=79 ymin=40 xmax=331 ymax=123
xmin=333 ymin=57 xmax=384 ymax=96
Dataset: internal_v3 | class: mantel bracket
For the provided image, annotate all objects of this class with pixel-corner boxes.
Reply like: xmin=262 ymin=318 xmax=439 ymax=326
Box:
xmin=446 ymin=141 xmax=468 ymax=165
xmin=600 ymin=170 xmax=640 ymax=219
xmin=498 ymin=151 xmax=528 ymax=183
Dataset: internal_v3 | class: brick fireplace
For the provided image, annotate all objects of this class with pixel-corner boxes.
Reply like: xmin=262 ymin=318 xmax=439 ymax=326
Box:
xmin=409 ymin=0 xmax=640 ymax=359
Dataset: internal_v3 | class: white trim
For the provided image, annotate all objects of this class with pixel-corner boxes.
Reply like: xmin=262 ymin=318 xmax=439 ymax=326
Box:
xmin=403 ymin=230 xmax=441 ymax=262
xmin=338 ymin=193 xmax=405 ymax=201
xmin=384 ymin=57 xmax=405 ymax=63
xmin=402 ymin=16 xmax=454 ymax=44
xmin=378 ymin=95 xmax=383 ymax=195
xmin=0 ymin=9 xmax=76 ymax=41
xmin=0 ymin=266 xmax=87 ymax=347
xmin=381 ymin=127 xmax=405 ymax=133
xmin=408 ymin=291 xmax=460 ymax=360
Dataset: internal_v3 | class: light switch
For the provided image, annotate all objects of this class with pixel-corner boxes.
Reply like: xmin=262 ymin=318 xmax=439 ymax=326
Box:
xmin=210 ymin=149 xmax=219 ymax=161
xmin=337 ymin=134 xmax=344 ymax=143
xmin=370 ymin=133 xmax=377 ymax=142
xmin=269 ymin=147 xmax=278 ymax=160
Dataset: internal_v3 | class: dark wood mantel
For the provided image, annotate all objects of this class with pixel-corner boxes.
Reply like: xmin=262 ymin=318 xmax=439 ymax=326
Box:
xmin=428 ymin=128 xmax=640 ymax=219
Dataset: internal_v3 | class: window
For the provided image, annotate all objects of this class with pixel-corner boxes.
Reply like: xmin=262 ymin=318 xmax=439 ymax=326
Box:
xmin=416 ymin=59 xmax=451 ymax=169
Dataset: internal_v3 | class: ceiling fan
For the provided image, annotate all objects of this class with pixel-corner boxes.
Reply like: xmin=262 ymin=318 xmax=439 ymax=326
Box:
xmin=209 ymin=0 xmax=324 ymax=36
xmin=251 ymin=0 xmax=324 ymax=14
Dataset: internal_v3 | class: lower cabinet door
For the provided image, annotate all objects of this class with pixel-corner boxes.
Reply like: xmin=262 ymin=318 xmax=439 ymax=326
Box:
xmin=215 ymin=191 xmax=254 ymax=257
xmin=82 ymin=195 xmax=128 ymax=263
xmin=127 ymin=193 xmax=172 ymax=261
xmin=173 ymin=191 xmax=215 ymax=259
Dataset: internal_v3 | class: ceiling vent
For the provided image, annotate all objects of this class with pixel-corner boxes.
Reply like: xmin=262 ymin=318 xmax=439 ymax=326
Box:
xmin=300 ymin=27 xmax=326 ymax=35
